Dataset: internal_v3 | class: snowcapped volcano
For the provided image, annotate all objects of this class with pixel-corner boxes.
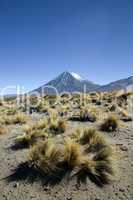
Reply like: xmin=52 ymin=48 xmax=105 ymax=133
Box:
xmin=70 ymin=72 xmax=84 ymax=81
xmin=30 ymin=71 xmax=133 ymax=94
xmin=32 ymin=71 xmax=100 ymax=94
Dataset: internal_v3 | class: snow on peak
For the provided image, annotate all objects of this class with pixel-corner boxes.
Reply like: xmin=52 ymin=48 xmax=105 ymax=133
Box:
xmin=70 ymin=72 xmax=83 ymax=81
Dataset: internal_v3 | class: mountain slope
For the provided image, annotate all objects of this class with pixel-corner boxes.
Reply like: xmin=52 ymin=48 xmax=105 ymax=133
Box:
xmin=97 ymin=76 xmax=133 ymax=92
xmin=32 ymin=71 xmax=100 ymax=94
xmin=31 ymin=72 xmax=133 ymax=95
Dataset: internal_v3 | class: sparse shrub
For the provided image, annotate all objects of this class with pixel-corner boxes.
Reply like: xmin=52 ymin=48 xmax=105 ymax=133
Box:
xmin=15 ymin=134 xmax=31 ymax=147
xmin=70 ymin=108 xmax=97 ymax=122
xmin=22 ymin=118 xmax=48 ymax=135
xmin=78 ymin=130 xmax=114 ymax=185
xmin=5 ymin=108 xmax=17 ymax=115
xmin=80 ymin=129 xmax=105 ymax=146
xmin=15 ymin=130 xmax=48 ymax=147
xmin=119 ymin=109 xmax=133 ymax=122
xmin=48 ymin=109 xmax=58 ymax=121
xmin=79 ymin=108 xmax=97 ymax=122
xmin=3 ymin=115 xmax=14 ymax=125
xmin=49 ymin=119 xmax=67 ymax=134
xmin=3 ymin=113 xmax=28 ymax=125
xmin=64 ymin=139 xmax=82 ymax=168
xmin=22 ymin=124 xmax=36 ymax=135
xmin=36 ymin=118 xmax=48 ymax=129
xmin=119 ymin=109 xmax=129 ymax=118
xmin=29 ymin=139 xmax=63 ymax=175
xmin=80 ymin=154 xmax=114 ymax=185
xmin=57 ymin=120 xmax=67 ymax=133
xmin=80 ymin=129 xmax=97 ymax=145
xmin=101 ymin=115 xmax=119 ymax=132
xmin=27 ymin=132 xmax=114 ymax=185
xmin=13 ymin=113 xmax=28 ymax=124
xmin=71 ymin=128 xmax=82 ymax=142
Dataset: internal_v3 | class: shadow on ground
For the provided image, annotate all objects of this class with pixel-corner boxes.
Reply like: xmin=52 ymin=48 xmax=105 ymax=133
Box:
xmin=9 ymin=142 xmax=29 ymax=151
xmin=4 ymin=162 xmax=108 ymax=188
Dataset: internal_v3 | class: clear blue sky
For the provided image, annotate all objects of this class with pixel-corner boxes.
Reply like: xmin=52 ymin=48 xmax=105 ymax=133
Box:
xmin=0 ymin=0 xmax=133 ymax=93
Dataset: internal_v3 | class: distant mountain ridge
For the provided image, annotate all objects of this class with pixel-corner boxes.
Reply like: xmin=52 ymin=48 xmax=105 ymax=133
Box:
xmin=97 ymin=76 xmax=133 ymax=92
xmin=32 ymin=71 xmax=100 ymax=94
xmin=31 ymin=71 xmax=133 ymax=95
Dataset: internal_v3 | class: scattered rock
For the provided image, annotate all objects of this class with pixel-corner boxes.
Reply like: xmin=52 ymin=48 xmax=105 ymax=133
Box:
xmin=67 ymin=197 xmax=72 ymax=200
xmin=120 ymin=145 xmax=128 ymax=151
xmin=12 ymin=182 xmax=19 ymax=188
xmin=119 ymin=188 xmax=125 ymax=192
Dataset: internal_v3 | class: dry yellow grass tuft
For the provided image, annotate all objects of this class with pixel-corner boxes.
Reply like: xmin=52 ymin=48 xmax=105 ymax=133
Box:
xmin=22 ymin=124 xmax=36 ymax=135
xmin=22 ymin=118 xmax=48 ymax=135
xmin=36 ymin=118 xmax=48 ymax=129
xmin=29 ymin=139 xmax=63 ymax=175
xmin=101 ymin=115 xmax=119 ymax=132
xmin=80 ymin=129 xmax=107 ymax=152
xmin=13 ymin=113 xmax=28 ymax=124
xmin=28 ymin=129 xmax=115 ymax=185
xmin=49 ymin=119 xmax=67 ymax=134
xmin=64 ymin=139 xmax=82 ymax=168
xmin=15 ymin=134 xmax=31 ymax=146
xmin=79 ymin=108 xmax=97 ymax=122
xmin=15 ymin=130 xmax=48 ymax=147
xmin=3 ymin=113 xmax=28 ymax=125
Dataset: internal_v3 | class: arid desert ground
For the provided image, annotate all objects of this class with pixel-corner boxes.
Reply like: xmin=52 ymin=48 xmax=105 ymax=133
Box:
xmin=0 ymin=92 xmax=133 ymax=200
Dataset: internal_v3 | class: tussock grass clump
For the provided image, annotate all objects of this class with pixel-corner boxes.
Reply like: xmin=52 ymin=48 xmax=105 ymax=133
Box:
xmin=15 ymin=134 xmax=31 ymax=147
xmin=70 ymin=108 xmax=97 ymax=122
xmin=29 ymin=139 xmax=63 ymax=175
xmin=80 ymin=156 xmax=114 ymax=185
xmin=3 ymin=115 xmax=14 ymax=125
xmin=78 ymin=130 xmax=114 ymax=185
xmin=36 ymin=118 xmax=48 ymax=129
xmin=101 ymin=115 xmax=119 ymax=132
xmin=28 ymin=128 xmax=114 ymax=186
xmin=71 ymin=128 xmax=82 ymax=142
xmin=0 ymin=125 xmax=8 ymax=135
xmin=5 ymin=108 xmax=17 ymax=115
xmin=22 ymin=118 xmax=48 ymax=135
xmin=22 ymin=124 xmax=36 ymax=135
xmin=13 ymin=113 xmax=28 ymax=124
xmin=80 ymin=129 xmax=97 ymax=145
xmin=119 ymin=109 xmax=133 ymax=122
xmin=64 ymin=139 xmax=82 ymax=168
xmin=3 ymin=113 xmax=28 ymax=125
xmin=80 ymin=129 xmax=106 ymax=148
xmin=79 ymin=108 xmax=97 ymax=122
xmin=49 ymin=119 xmax=67 ymax=134
xmin=15 ymin=130 xmax=48 ymax=147
xmin=119 ymin=109 xmax=129 ymax=118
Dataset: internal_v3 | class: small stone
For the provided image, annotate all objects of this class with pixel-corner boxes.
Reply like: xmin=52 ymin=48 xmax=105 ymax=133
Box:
xmin=13 ymin=182 xmax=19 ymax=188
xmin=120 ymin=145 xmax=128 ymax=151
xmin=119 ymin=188 xmax=125 ymax=192
xmin=43 ymin=186 xmax=50 ymax=191
xmin=30 ymin=195 xmax=36 ymax=198
xmin=67 ymin=197 xmax=72 ymax=200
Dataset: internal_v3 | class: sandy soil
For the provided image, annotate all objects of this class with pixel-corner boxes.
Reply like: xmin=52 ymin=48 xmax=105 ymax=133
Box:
xmin=0 ymin=121 xmax=133 ymax=200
